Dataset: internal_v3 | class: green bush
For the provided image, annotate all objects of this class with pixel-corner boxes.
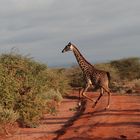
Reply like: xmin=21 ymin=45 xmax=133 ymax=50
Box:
xmin=66 ymin=66 xmax=85 ymax=88
xmin=0 ymin=106 xmax=19 ymax=125
xmin=46 ymin=68 xmax=70 ymax=95
xmin=15 ymin=93 xmax=47 ymax=128
xmin=42 ymin=89 xmax=63 ymax=115
xmin=44 ymin=89 xmax=63 ymax=102
xmin=134 ymin=79 xmax=140 ymax=88
xmin=0 ymin=53 xmax=69 ymax=128
xmin=111 ymin=57 xmax=140 ymax=80
xmin=0 ymin=106 xmax=19 ymax=134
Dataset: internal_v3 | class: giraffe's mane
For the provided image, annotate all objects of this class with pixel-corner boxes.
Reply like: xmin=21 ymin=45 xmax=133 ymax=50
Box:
xmin=72 ymin=44 xmax=94 ymax=67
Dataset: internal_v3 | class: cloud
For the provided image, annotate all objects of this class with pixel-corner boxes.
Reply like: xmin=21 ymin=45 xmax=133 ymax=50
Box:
xmin=0 ymin=0 xmax=140 ymax=66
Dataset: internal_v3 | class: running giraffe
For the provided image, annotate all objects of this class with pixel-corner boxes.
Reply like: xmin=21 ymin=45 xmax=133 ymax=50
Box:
xmin=62 ymin=42 xmax=111 ymax=109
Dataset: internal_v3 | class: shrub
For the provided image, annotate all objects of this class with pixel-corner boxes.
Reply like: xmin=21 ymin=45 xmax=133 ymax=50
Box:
xmin=0 ymin=53 xmax=48 ymax=127
xmin=134 ymin=79 xmax=140 ymax=88
xmin=66 ymin=66 xmax=85 ymax=88
xmin=15 ymin=92 xmax=47 ymax=128
xmin=44 ymin=89 xmax=63 ymax=102
xmin=0 ymin=106 xmax=19 ymax=125
xmin=124 ymin=79 xmax=140 ymax=89
xmin=0 ymin=53 xmax=69 ymax=128
xmin=0 ymin=106 xmax=19 ymax=134
xmin=43 ymin=89 xmax=63 ymax=115
xmin=46 ymin=68 xmax=70 ymax=96
xmin=111 ymin=57 xmax=140 ymax=80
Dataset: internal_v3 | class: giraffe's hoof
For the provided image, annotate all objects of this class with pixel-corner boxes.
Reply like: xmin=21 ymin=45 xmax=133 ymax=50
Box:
xmin=76 ymin=102 xmax=82 ymax=111
xmin=92 ymin=103 xmax=96 ymax=108
xmin=78 ymin=102 xmax=81 ymax=107
xmin=92 ymin=100 xmax=97 ymax=108
xmin=92 ymin=100 xmax=96 ymax=103
xmin=105 ymin=106 xmax=110 ymax=110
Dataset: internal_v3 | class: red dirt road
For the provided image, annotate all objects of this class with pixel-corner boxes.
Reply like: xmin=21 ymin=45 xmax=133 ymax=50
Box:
xmin=57 ymin=93 xmax=140 ymax=140
xmin=2 ymin=92 xmax=140 ymax=140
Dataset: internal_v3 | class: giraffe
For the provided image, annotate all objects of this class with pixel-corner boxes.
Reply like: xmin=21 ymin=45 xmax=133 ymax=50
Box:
xmin=62 ymin=42 xmax=111 ymax=109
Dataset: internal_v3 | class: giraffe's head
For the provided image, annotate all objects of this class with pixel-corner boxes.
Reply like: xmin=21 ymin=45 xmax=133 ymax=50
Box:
xmin=62 ymin=42 xmax=74 ymax=53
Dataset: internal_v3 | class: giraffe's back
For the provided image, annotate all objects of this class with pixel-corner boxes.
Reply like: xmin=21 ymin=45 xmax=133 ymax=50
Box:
xmin=90 ymin=68 xmax=110 ymax=88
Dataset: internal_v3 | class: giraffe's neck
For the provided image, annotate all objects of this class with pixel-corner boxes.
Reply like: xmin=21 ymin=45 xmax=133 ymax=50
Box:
xmin=72 ymin=45 xmax=93 ymax=72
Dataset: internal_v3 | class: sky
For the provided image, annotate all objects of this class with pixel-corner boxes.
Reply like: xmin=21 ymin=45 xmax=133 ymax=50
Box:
xmin=0 ymin=0 xmax=140 ymax=67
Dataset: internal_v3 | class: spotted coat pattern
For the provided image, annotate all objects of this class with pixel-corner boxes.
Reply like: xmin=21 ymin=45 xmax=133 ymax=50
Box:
xmin=73 ymin=45 xmax=110 ymax=89
xmin=62 ymin=42 xmax=111 ymax=109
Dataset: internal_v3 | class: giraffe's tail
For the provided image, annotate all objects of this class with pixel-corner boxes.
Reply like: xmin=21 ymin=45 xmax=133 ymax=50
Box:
xmin=107 ymin=72 xmax=111 ymax=82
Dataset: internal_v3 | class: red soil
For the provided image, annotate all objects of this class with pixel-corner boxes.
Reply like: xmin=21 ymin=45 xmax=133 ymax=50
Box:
xmin=57 ymin=93 xmax=140 ymax=140
xmin=1 ymin=92 xmax=140 ymax=140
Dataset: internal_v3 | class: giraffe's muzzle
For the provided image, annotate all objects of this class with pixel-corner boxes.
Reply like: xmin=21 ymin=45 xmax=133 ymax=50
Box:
xmin=62 ymin=49 xmax=65 ymax=53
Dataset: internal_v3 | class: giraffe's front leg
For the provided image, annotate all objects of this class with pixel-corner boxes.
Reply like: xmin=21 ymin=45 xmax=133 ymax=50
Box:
xmin=77 ymin=98 xmax=84 ymax=111
xmin=77 ymin=88 xmax=84 ymax=108
xmin=80 ymin=84 xmax=95 ymax=104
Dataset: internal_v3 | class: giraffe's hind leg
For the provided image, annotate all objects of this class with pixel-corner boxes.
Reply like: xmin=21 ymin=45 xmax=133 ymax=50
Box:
xmin=102 ymin=87 xmax=111 ymax=110
xmin=92 ymin=87 xmax=104 ymax=108
xmin=105 ymin=91 xmax=111 ymax=110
